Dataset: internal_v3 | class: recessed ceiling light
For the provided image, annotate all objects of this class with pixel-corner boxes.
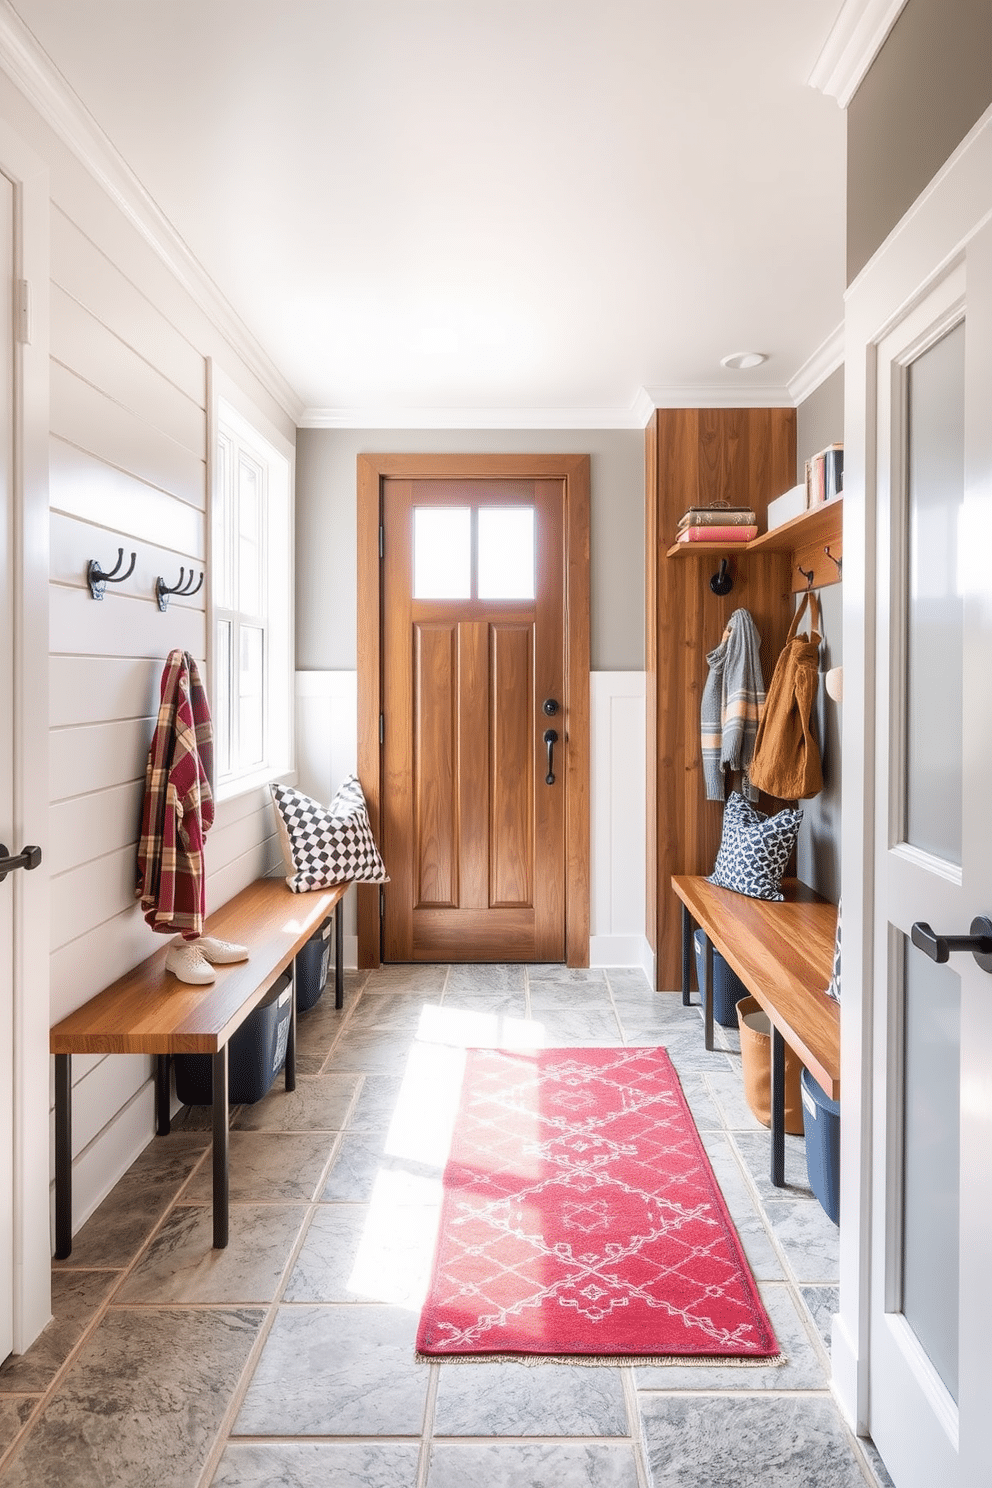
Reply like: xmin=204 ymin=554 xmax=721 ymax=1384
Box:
xmin=721 ymin=351 xmax=767 ymax=371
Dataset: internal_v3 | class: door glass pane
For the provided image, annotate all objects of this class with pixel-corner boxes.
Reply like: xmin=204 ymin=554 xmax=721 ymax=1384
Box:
xmin=901 ymin=935 xmax=960 ymax=1401
xmin=414 ymin=507 xmax=470 ymax=599
xmin=904 ymin=321 xmax=965 ymax=862
xmin=478 ymin=507 xmax=535 ymax=599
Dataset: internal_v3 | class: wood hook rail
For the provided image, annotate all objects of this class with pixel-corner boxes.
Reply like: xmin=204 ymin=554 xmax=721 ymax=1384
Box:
xmin=88 ymin=547 xmax=136 ymax=600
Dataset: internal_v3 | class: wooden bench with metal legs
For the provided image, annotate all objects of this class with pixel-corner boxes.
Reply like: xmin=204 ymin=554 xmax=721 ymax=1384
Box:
xmin=671 ymin=874 xmax=839 ymax=1190
xmin=50 ymin=878 xmax=347 ymax=1258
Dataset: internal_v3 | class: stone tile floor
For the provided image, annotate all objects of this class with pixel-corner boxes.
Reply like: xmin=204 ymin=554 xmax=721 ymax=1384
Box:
xmin=0 ymin=965 xmax=896 ymax=1488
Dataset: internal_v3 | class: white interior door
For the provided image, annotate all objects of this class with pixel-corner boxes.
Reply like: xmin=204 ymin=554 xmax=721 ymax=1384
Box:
xmin=0 ymin=167 xmax=14 ymax=1364
xmin=868 ymin=223 xmax=992 ymax=1488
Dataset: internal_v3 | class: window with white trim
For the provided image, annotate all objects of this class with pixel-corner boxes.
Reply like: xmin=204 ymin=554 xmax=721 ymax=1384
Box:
xmin=211 ymin=394 xmax=293 ymax=797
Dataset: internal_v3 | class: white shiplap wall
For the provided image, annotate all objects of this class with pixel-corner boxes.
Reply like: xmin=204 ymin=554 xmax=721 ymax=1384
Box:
xmin=36 ymin=136 xmax=289 ymax=1233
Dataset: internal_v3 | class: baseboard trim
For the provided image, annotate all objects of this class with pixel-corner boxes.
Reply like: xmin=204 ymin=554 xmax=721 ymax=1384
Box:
xmin=589 ymin=934 xmax=654 ymax=971
xmin=830 ymin=1310 xmax=864 ymax=1433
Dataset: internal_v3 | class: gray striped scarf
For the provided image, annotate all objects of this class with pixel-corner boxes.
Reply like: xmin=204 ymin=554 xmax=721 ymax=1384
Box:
xmin=701 ymin=608 xmax=765 ymax=801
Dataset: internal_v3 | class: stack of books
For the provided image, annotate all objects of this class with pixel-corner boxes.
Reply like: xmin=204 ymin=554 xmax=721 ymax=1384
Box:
xmin=675 ymin=505 xmax=757 ymax=544
xmin=806 ymin=444 xmax=844 ymax=506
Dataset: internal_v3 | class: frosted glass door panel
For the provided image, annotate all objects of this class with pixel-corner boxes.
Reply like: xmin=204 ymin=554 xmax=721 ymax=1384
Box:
xmin=413 ymin=507 xmax=471 ymax=599
xmin=901 ymin=937 xmax=960 ymax=1402
xmin=478 ymin=507 xmax=535 ymax=599
xmin=904 ymin=322 xmax=965 ymax=863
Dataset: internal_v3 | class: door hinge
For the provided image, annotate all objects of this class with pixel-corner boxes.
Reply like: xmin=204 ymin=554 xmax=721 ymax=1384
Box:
xmin=379 ymin=524 xmax=384 ymax=559
xmin=379 ymin=712 xmax=384 ymax=745
xmin=15 ymin=280 xmax=31 ymax=344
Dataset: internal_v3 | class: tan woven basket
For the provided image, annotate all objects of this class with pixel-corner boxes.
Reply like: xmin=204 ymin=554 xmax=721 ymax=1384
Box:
xmin=736 ymin=995 xmax=805 ymax=1135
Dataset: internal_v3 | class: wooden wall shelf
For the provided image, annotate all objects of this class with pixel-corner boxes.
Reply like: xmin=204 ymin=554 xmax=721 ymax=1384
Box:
xmin=666 ymin=496 xmax=843 ymax=593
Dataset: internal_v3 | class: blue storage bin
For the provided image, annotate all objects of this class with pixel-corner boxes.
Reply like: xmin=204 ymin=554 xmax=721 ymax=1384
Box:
xmin=694 ymin=929 xmax=748 ymax=1027
xmin=295 ymin=916 xmax=332 ymax=1013
xmin=801 ymin=1065 xmax=840 ymax=1225
xmin=174 ymin=970 xmax=292 ymax=1106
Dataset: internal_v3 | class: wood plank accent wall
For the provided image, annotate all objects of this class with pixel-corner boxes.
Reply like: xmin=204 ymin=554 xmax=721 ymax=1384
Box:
xmin=646 ymin=407 xmax=796 ymax=991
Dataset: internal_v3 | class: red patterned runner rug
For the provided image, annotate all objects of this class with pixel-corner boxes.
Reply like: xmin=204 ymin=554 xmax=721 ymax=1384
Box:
xmin=417 ymin=1046 xmax=778 ymax=1362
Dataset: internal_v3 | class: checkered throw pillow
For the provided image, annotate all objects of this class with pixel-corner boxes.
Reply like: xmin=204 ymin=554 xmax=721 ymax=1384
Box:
xmin=270 ymin=777 xmax=389 ymax=892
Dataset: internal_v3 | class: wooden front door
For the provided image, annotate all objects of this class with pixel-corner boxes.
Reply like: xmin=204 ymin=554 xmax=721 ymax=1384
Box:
xmin=357 ymin=454 xmax=590 ymax=967
xmin=382 ymin=476 xmax=565 ymax=961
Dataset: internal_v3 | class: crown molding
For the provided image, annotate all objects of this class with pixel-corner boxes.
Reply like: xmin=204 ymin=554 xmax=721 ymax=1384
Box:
xmin=630 ymin=386 xmax=657 ymax=428
xmin=787 ymin=324 xmax=845 ymax=405
xmin=0 ymin=3 xmax=305 ymax=425
xmin=642 ymin=383 xmax=795 ymax=410
xmin=808 ymin=0 xmax=909 ymax=108
xmin=299 ymin=400 xmax=652 ymax=431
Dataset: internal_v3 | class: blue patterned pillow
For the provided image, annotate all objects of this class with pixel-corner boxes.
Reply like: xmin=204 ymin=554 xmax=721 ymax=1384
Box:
xmin=708 ymin=792 xmax=803 ymax=902
xmin=825 ymin=899 xmax=841 ymax=1001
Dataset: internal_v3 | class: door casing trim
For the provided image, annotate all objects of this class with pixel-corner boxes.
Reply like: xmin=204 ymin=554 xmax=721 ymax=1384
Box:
xmin=356 ymin=452 xmax=590 ymax=968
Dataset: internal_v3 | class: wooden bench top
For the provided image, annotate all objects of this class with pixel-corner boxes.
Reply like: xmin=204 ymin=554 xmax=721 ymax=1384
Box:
xmin=672 ymin=874 xmax=839 ymax=1099
xmin=51 ymin=879 xmax=347 ymax=1058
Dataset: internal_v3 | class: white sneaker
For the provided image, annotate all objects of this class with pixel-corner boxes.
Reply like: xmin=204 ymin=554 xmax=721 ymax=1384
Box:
xmin=165 ymin=942 xmax=216 ymax=984
xmin=196 ymin=935 xmax=249 ymax=964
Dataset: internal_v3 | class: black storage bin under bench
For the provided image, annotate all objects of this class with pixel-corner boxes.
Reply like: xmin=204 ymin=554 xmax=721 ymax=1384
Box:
xmin=693 ymin=929 xmax=748 ymax=1027
xmin=174 ymin=971 xmax=292 ymax=1106
xmin=295 ymin=916 xmax=333 ymax=1012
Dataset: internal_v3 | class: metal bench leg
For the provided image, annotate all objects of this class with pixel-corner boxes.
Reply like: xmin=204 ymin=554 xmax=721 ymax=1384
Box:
xmin=155 ymin=1055 xmax=171 ymax=1136
xmin=681 ymin=903 xmax=693 ymax=1006
xmin=211 ymin=1048 xmax=229 ymax=1249
xmin=335 ymin=897 xmax=345 ymax=1010
xmin=54 ymin=1053 xmax=72 ymax=1260
xmin=771 ymin=1025 xmax=786 ymax=1188
xmin=285 ymin=967 xmax=297 ymax=1093
xmin=702 ymin=935 xmax=715 ymax=1052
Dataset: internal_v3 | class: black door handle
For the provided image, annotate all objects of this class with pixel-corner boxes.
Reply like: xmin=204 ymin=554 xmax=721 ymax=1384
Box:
xmin=0 ymin=844 xmax=42 ymax=884
xmin=911 ymin=917 xmax=992 ymax=973
xmin=543 ymin=729 xmax=558 ymax=785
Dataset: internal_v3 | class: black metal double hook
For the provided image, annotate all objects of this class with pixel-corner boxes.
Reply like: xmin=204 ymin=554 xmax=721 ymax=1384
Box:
xmin=88 ymin=547 xmax=136 ymax=600
xmin=156 ymin=566 xmax=204 ymax=612
xmin=798 ymin=563 xmax=816 ymax=589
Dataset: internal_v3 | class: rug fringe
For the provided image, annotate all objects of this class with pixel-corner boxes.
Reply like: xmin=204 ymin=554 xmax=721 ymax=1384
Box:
xmin=416 ymin=1349 xmax=785 ymax=1368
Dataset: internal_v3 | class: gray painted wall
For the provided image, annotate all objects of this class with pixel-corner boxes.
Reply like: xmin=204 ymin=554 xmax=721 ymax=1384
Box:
xmin=295 ymin=427 xmax=645 ymax=673
xmin=794 ymin=367 xmax=844 ymax=903
xmin=847 ymin=0 xmax=992 ymax=282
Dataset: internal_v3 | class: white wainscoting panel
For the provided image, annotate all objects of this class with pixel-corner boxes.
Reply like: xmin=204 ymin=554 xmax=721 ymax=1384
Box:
xmin=589 ymin=672 xmax=650 ymax=973
xmin=294 ymin=670 xmax=359 ymax=961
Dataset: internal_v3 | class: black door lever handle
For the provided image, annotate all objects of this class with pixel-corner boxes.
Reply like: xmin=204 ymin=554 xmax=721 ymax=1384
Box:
xmin=543 ymin=729 xmax=558 ymax=785
xmin=0 ymin=844 xmax=42 ymax=884
xmin=911 ymin=917 xmax=992 ymax=973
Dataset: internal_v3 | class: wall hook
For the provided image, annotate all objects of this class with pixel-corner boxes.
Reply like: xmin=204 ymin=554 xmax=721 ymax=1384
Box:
xmin=709 ymin=557 xmax=733 ymax=596
xmin=798 ymin=563 xmax=815 ymax=589
xmin=824 ymin=545 xmax=843 ymax=575
xmin=88 ymin=547 xmax=136 ymax=600
xmin=155 ymin=566 xmax=204 ymax=612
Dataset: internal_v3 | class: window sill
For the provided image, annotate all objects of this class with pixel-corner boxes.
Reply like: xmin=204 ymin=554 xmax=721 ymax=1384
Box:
xmin=214 ymin=764 xmax=297 ymax=807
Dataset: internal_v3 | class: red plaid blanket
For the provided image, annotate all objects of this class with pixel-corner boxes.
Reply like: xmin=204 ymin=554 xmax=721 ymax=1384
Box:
xmin=136 ymin=649 xmax=215 ymax=937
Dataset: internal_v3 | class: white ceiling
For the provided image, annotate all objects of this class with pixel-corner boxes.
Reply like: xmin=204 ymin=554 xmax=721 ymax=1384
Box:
xmin=8 ymin=1 xmax=850 ymax=425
